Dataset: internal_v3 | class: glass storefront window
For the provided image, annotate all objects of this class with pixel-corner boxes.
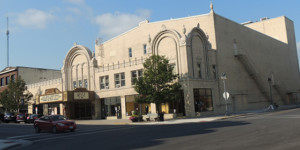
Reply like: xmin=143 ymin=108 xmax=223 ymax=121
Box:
xmin=194 ymin=88 xmax=213 ymax=112
xmin=101 ymin=97 xmax=121 ymax=118
xmin=125 ymin=95 xmax=150 ymax=116
xmin=48 ymin=103 xmax=60 ymax=115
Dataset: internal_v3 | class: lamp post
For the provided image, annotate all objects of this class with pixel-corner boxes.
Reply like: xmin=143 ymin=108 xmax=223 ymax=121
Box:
xmin=221 ymin=73 xmax=229 ymax=116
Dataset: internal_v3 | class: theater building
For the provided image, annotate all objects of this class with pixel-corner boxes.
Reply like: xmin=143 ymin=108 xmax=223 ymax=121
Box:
xmin=25 ymin=6 xmax=300 ymax=119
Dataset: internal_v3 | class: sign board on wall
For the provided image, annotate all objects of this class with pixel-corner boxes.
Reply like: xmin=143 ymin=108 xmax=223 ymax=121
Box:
xmin=74 ymin=92 xmax=89 ymax=100
xmin=40 ymin=94 xmax=63 ymax=103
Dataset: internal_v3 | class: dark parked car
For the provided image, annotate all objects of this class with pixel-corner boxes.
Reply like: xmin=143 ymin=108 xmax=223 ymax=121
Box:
xmin=16 ymin=113 xmax=29 ymax=123
xmin=34 ymin=115 xmax=77 ymax=133
xmin=4 ymin=112 xmax=16 ymax=123
xmin=0 ymin=113 xmax=4 ymax=122
xmin=26 ymin=114 xmax=43 ymax=123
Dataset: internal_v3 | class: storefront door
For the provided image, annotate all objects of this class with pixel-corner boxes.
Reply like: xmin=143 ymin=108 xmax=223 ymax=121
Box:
xmin=100 ymin=97 xmax=122 ymax=119
xmin=74 ymin=101 xmax=92 ymax=119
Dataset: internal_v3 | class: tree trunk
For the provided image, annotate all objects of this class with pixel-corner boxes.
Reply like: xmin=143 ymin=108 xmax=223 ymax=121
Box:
xmin=156 ymin=103 xmax=160 ymax=114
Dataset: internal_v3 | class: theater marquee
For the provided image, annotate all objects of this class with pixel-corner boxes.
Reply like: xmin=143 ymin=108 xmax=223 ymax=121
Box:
xmin=74 ymin=92 xmax=89 ymax=100
xmin=40 ymin=94 xmax=63 ymax=103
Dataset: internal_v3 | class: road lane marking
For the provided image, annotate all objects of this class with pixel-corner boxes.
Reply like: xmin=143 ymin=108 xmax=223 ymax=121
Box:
xmin=6 ymin=126 xmax=138 ymax=141
xmin=33 ymin=126 xmax=137 ymax=142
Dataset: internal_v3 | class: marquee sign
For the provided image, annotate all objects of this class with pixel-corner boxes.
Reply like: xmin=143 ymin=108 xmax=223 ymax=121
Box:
xmin=74 ymin=92 xmax=89 ymax=100
xmin=40 ymin=94 xmax=63 ymax=103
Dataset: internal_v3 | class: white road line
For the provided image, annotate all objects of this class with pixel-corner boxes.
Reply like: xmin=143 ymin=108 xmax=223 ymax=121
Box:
xmin=33 ymin=126 xmax=136 ymax=142
xmin=7 ymin=134 xmax=41 ymax=139
xmin=6 ymin=126 xmax=136 ymax=141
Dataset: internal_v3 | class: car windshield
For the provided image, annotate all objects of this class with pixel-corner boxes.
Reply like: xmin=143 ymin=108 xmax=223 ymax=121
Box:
xmin=51 ymin=115 xmax=67 ymax=121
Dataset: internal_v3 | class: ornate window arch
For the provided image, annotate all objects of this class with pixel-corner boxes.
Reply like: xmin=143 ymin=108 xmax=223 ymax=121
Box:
xmin=151 ymin=29 xmax=182 ymax=75
xmin=188 ymin=27 xmax=209 ymax=79
xmin=62 ymin=45 xmax=93 ymax=90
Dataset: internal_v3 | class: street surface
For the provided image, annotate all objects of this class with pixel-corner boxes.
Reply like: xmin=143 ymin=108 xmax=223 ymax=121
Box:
xmin=1 ymin=108 xmax=300 ymax=150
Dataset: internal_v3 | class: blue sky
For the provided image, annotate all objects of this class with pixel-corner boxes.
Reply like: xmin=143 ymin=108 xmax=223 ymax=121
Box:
xmin=0 ymin=0 xmax=299 ymax=70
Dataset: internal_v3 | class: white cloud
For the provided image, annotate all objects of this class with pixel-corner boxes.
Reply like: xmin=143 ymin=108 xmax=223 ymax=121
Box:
xmin=67 ymin=7 xmax=82 ymax=15
xmin=95 ymin=10 xmax=151 ymax=40
xmin=15 ymin=9 xmax=54 ymax=29
xmin=64 ymin=0 xmax=85 ymax=5
xmin=64 ymin=15 xmax=76 ymax=23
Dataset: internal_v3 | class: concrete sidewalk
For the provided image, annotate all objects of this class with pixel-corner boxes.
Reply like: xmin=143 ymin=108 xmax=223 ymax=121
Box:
xmin=74 ymin=104 xmax=300 ymax=125
xmin=1 ymin=104 xmax=299 ymax=150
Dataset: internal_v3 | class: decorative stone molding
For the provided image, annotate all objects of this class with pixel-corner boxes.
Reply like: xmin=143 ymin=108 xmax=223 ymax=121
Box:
xmin=147 ymin=34 xmax=152 ymax=53
xmin=62 ymin=45 xmax=93 ymax=90
xmin=161 ymin=24 xmax=167 ymax=31
xmin=180 ymin=25 xmax=187 ymax=46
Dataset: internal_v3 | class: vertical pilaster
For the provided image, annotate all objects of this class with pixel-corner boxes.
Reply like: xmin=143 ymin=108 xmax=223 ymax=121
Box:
xmin=183 ymin=80 xmax=195 ymax=117
xmin=121 ymin=96 xmax=126 ymax=119
xmin=151 ymin=103 xmax=156 ymax=114
xmin=60 ymin=103 xmax=64 ymax=115
xmin=94 ymin=99 xmax=101 ymax=119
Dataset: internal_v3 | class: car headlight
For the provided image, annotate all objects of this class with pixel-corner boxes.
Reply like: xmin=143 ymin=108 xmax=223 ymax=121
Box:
xmin=57 ymin=123 xmax=65 ymax=126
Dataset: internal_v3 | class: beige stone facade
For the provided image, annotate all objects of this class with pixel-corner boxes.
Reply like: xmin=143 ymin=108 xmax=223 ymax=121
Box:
xmin=24 ymin=9 xmax=300 ymax=119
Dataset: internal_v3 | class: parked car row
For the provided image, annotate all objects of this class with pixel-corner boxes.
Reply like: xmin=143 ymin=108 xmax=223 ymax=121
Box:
xmin=1 ymin=112 xmax=43 ymax=123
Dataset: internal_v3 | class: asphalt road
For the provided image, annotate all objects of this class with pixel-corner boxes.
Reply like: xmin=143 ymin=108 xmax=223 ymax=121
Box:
xmin=1 ymin=108 xmax=300 ymax=150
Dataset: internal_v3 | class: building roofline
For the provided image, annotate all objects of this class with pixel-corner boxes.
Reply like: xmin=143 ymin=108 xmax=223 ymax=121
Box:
xmin=102 ymin=13 xmax=210 ymax=44
xmin=0 ymin=66 xmax=60 ymax=75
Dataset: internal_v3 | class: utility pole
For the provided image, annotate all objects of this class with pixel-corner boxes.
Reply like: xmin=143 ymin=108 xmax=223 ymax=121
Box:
xmin=221 ymin=73 xmax=229 ymax=116
xmin=6 ymin=16 xmax=10 ymax=67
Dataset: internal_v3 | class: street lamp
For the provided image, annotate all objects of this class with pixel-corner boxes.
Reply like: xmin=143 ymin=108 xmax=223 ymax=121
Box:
xmin=267 ymin=77 xmax=274 ymax=110
xmin=221 ymin=73 xmax=229 ymax=116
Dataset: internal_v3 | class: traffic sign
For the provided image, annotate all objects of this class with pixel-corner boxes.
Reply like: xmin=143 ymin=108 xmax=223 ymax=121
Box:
xmin=223 ymin=92 xmax=230 ymax=100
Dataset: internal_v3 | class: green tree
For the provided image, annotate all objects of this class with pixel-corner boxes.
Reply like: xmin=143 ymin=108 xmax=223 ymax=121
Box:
xmin=0 ymin=76 xmax=29 ymax=112
xmin=134 ymin=55 xmax=181 ymax=114
xmin=0 ymin=89 xmax=10 ymax=111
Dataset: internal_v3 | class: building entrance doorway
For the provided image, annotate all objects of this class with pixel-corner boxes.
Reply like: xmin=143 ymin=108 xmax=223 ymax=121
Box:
xmin=73 ymin=101 xmax=92 ymax=119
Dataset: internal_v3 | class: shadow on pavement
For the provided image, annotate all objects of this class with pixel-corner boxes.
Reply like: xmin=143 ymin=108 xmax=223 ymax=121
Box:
xmin=14 ymin=120 xmax=250 ymax=150
xmin=76 ymin=120 xmax=250 ymax=150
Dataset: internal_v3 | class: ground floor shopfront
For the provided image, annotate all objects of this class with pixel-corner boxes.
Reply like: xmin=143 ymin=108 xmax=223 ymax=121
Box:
xmin=28 ymin=88 xmax=95 ymax=120
xmin=27 ymin=86 xmax=217 ymax=120
xmin=96 ymin=87 xmax=216 ymax=120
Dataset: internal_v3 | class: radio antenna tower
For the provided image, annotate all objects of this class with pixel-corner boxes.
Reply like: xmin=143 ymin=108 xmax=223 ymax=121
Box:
xmin=6 ymin=16 xmax=10 ymax=67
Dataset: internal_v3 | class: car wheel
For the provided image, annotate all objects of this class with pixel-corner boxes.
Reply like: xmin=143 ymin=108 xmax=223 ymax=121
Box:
xmin=52 ymin=126 xmax=57 ymax=133
xmin=35 ymin=126 xmax=40 ymax=133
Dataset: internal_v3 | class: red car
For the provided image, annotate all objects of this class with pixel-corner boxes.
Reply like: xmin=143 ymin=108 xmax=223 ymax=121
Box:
xmin=34 ymin=115 xmax=77 ymax=133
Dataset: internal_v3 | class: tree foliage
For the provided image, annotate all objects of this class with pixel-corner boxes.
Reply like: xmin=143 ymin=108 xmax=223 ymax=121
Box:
xmin=0 ymin=76 xmax=30 ymax=112
xmin=134 ymin=55 xmax=181 ymax=113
